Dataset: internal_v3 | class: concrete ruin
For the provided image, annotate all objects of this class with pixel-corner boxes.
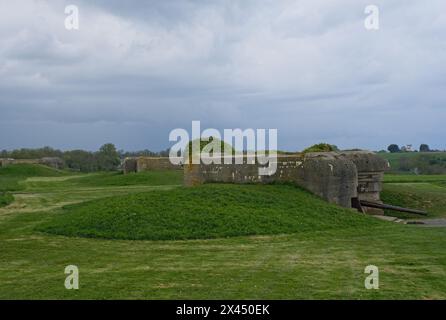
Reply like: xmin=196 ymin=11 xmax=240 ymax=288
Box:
xmin=40 ymin=157 xmax=64 ymax=169
xmin=122 ymin=157 xmax=183 ymax=174
xmin=337 ymin=151 xmax=389 ymax=214
xmin=122 ymin=151 xmax=389 ymax=214
xmin=184 ymin=151 xmax=389 ymax=214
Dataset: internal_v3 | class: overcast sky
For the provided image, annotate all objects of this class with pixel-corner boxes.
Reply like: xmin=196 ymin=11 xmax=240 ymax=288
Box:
xmin=0 ymin=0 xmax=445 ymax=152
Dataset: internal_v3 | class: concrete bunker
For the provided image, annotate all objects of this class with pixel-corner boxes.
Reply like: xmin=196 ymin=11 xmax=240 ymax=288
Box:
xmin=122 ymin=151 xmax=390 ymax=214
xmin=183 ymin=151 xmax=389 ymax=213
xmin=122 ymin=157 xmax=183 ymax=174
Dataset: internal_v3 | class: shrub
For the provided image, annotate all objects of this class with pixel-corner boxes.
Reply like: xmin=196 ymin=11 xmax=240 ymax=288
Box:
xmin=185 ymin=137 xmax=235 ymax=160
xmin=0 ymin=193 xmax=14 ymax=207
xmin=303 ymin=143 xmax=339 ymax=153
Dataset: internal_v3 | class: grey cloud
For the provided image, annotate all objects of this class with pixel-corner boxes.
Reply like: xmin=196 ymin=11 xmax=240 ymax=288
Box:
xmin=0 ymin=0 xmax=446 ymax=151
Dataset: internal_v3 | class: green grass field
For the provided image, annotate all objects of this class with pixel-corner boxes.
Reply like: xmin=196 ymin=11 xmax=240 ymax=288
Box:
xmin=378 ymin=152 xmax=446 ymax=174
xmin=0 ymin=164 xmax=68 ymax=192
xmin=0 ymin=193 xmax=14 ymax=208
xmin=382 ymin=173 xmax=446 ymax=219
xmin=1 ymin=164 xmax=446 ymax=299
xmin=378 ymin=152 xmax=424 ymax=169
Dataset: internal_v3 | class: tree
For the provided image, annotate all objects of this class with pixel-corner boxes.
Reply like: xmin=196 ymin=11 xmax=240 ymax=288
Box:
xmin=420 ymin=144 xmax=430 ymax=152
xmin=96 ymin=143 xmax=120 ymax=171
xmin=63 ymin=150 xmax=98 ymax=172
xmin=387 ymin=144 xmax=400 ymax=153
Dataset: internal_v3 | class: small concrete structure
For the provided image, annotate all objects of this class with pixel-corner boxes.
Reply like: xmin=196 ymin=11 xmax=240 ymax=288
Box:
xmin=40 ymin=157 xmax=64 ymax=169
xmin=122 ymin=158 xmax=137 ymax=174
xmin=338 ymin=151 xmax=390 ymax=214
xmin=184 ymin=151 xmax=389 ymax=212
xmin=123 ymin=157 xmax=183 ymax=174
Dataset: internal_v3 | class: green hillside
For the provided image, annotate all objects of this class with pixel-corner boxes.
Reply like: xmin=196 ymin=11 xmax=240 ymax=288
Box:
xmin=24 ymin=170 xmax=183 ymax=192
xmin=382 ymin=173 xmax=446 ymax=219
xmin=0 ymin=164 xmax=69 ymax=192
xmin=39 ymin=184 xmax=381 ymax=241
xmin=0 ymin=163 xmax=68 ymax=177
xmin=378 ymin=152 xmax=446 ymax=174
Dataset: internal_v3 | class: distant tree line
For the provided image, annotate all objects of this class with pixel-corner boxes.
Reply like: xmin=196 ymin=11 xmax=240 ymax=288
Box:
xmin=0 ymin=144 xmax=170 ymax=173
xmin=395 ymin=153 xmax=446 ymax=174
xmin=379 ymin=143 xmax=446 ymax=174
xmin=386 ymin=144 xmax=443 ymax=153
xmin=0 ymin=146 xmax=64 ymax=159
xmin=120 ymin=148 xmax=170 ymax=158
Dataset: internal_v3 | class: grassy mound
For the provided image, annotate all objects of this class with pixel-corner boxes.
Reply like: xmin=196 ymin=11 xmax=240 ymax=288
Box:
xmin=39 ymin=184 xmax=380 ymax=241
xmin=378 ymin=152 xmax=446 ymax=174
xmin=302 ymin=143 xmax=338 ymax=153
xmin=382 ymin=183 xmax=446 ymax=219
xmin=0 ymin=164 xmax=68 ymax=192
xmin=185 ymin=137 xmax=235 ymax=159
xmin=24 ymin=170 xmax=183 ymax=192
xmin=0 ymin=164 xmax=67 ymax=177
xmin=382 ymin=173 xmax=446 ymax=219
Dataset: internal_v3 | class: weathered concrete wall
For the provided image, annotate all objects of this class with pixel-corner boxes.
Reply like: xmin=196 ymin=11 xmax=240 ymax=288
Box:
xmin=298 ymin=153 xmax=359 ymax=208
xmin=137 ymin=157 xmax=183 ymax=171
xmin=123 ymin=157 xmax=183 ymax=173
xmin=121 ymin=151 xmax=388 ymax=212
xmin=122 ymin=158 xmax=137 ymax=174
xmin=184 ymin=153 xmax=358 ymax=208
xmin=40 ymin=157 xmax=64 ymax=169
xmin=184 ymin=151 xmax=389 ymax=211
xmin=339 ymin=151 xmax=390 ymax=214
